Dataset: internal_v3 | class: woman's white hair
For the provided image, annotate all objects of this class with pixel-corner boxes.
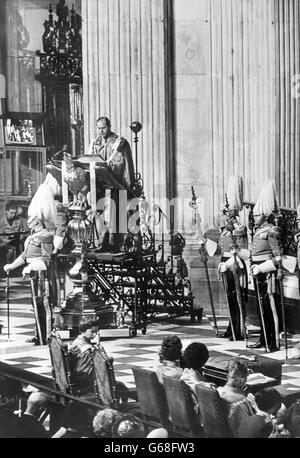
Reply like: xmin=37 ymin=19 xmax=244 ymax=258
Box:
xmin=28 ymin=173 xmax=61 ymax=223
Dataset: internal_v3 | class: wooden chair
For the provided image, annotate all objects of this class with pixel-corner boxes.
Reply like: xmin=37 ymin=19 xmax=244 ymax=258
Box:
xmin=48 ymin=330 xmax=75 ymax=395
xmin=131 ymin=367 xmax=170 ymax=429
xmin=162 ymin=376 xmax=204 ymax=438
xmin=194 ymin=384 xmax=232 ymax=438
xmin=92 ymin=345 xmax=137 ymax=410
xmin=92 ymin=345 xmax=119 ymax=408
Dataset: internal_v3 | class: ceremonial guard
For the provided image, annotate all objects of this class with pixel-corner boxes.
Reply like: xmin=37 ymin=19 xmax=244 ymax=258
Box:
xmin=249 ymin=179 xmax=282 ymax=352
xmin=218 ymin=176 xmax=248 ymax=341
xmin=4 ymin=216 xmax=54 ymax=345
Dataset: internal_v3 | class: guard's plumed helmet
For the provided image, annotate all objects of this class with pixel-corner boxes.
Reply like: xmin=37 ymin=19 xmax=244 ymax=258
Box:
xmin=226 ymin=175 xmax=244 ymax=213
xmin=221 ymin=175 xmax=243 ymax=229
xmin=253 ymin=179 xmax=280 ymax=217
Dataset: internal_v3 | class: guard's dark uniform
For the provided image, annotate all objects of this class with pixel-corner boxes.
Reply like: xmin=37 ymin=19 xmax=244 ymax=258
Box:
xmin=220 ymin=223 xmax=248 ymax=340
xmin=251 ymin=221 xmax=282 ymax=350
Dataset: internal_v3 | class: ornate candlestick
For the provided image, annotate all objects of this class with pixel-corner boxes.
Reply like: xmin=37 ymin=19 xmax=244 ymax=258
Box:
xmin=60 ymin=206 xmax=96 ymax=328
xmin=60 ymin=205 xmax=114 ymax=332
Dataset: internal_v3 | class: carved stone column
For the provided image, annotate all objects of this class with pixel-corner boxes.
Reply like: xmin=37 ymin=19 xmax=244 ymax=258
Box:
xmin=81 ymin=0 xmax=174 ymax=202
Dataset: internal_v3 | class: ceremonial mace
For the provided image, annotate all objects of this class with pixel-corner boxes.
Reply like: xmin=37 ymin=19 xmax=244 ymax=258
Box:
xmin=191 ymin=186 xmax=220 ymax=336
xmin=130 ymin=121 xmax=142 ymax=175
xmin=6 ymin=272 xmax=10 ymax=341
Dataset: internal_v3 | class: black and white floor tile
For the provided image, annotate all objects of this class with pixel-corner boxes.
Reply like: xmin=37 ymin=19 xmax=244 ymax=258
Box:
xmin=1 ymin=277 xmax=300 ymax=390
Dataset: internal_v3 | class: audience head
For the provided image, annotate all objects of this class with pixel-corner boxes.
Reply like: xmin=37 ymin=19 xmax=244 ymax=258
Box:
xmin=227 ymin=358 xmax=248 ymax=390
xmin=93 ymin=408 xmax=122 ymax=438
xmin=254 ymin=388 xmax=281 ymax=415
xmin=112 ymin=414 xmax=145 ymax=438
xmin=79 ymin=319 xmax=100 ymax=339
xmin=146 ymin=428 xmax=169 ymax=438
xmin=182 ymin=342 xmax=209 ymax=371
xmin=159 ymin=335 xmax=183 ymax=363
xmin=26 ymin=392 xmax=48 ymax=419
xmin=283 ymin=401 xmax=300 ymax=437
xmin=5 ymin=201 xmax=17 ymax=221
xmin=0 ymin=376 xmax=23 ymax=409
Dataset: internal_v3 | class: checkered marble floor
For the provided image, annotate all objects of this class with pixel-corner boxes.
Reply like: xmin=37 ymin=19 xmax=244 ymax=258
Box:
xmin=1 ymin=277 xmax=300 ymax=390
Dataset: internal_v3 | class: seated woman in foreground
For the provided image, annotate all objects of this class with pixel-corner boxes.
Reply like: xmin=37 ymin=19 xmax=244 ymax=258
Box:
xmin=238 ymin=388 xmax=283 ymax=438
xmin=155 ymin=335 xmax=184 ymax=384
xmin=69 ymin=319 xmax=129 ymax=402
xmin=180 ymin=342 xmax=213 ymax=392
xmin=217 ymin=358 xmax=256 ymax=436
xmin=69 ymin=319 xmax=100 ymax=391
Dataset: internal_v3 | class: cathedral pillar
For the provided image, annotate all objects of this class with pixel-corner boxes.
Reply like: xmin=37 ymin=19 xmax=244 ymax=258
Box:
xmin=81 ymin=0 xmax=174 ymax=202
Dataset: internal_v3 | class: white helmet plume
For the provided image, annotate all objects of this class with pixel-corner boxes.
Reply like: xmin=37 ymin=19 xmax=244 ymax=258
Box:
xmin=253 ymin=179 xmax=280 ymax=217
xmin=28 ymin=173 xmax=61 ymax=223
xmin=226 ymin=175 xmax=243 ymax=212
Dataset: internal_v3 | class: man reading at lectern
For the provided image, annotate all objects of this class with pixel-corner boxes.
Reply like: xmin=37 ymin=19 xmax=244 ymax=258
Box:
xmin=88 ymin=117 xmax=135 ymax=251
xmin=88 ymin=116 xmax=135 ymax=192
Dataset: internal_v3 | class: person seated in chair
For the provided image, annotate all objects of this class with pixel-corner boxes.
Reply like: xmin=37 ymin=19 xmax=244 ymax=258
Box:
xmin=69 ymin=319 xmax=129 ymax=402
xmin=0 ymin=376 xmax=24 ymax=438
xmin=218 ymin=358 xmax=251 ymax=404
xmin=281 ymin=401 xmax=300 ymax=438
xmin=180 ymin=342 xmax=216 ymax=419
xmin=112 ymin=414 xmax=145 ymax=438
xmin=237 ymin=387 xmax=282 ymax=438
xmin=16 ymin=392 xmax=49 ymax=438
xmin=52 ymin=401 xmax=94 ymax=438
xmin=180 ymin=342 xmax=213 ymax=393
xmin=111 ymin=413 xmax=169 ymax=438
xmin=217 ymin=358 xmax=257 ymax=437
xmin=69 ymin=319 xmax=100 ymax=391
xmin=92 ymin=408 xmax=123 ymax=438
xmin=155 ymin=335 xmax=184 ymax=384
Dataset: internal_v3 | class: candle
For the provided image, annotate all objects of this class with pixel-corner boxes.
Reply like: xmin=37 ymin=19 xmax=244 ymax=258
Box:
xmin=27 ymin=87 xmax=30 ymax=111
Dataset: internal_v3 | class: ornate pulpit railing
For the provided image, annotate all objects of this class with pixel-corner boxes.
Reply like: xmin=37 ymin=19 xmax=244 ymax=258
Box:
xmin=49 ymin=148 xmax=195 ymax=337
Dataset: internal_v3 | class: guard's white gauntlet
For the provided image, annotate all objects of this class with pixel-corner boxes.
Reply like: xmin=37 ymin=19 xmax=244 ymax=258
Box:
xmin=3 ymin=255 xmax=25 ymax=273
xmin=218 ymin=262 xmax=227 ymax=273
xmin=251 ymin=260 xmax=276 ymax=276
